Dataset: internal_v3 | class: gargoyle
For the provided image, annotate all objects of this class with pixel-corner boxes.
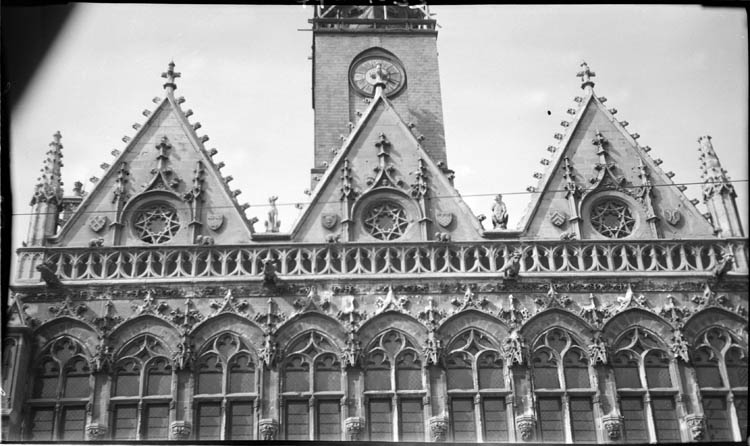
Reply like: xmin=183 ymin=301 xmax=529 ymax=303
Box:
xmin=37 ymin=262 xmax=62 ymax=288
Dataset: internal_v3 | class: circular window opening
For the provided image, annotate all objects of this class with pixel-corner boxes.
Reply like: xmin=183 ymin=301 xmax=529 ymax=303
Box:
xmin=590 ymin=198 xmax=635 ymax=238
xmin=133 ymin=203 xmax=181 ymax=244
xmin=363 ymin=201 xmax=408 ymax=240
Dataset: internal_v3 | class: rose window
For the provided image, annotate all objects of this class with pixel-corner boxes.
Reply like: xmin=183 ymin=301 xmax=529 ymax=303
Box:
xmin=363 ymin=201 xmax=408 ymax=240
xmin=590 ymin=199 xmax=635 ymax=238
xmin=133 ymin=204 xmax=180 ymax=244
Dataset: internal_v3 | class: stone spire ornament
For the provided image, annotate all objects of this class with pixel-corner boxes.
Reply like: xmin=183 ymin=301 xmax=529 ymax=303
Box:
xmin=577 ymin=61 xmax=596 ymax=92
xmin=698 ymin=135 xmax=744 ymax=239
xmin=27 ymin=131 xmax=66 ymax=246
xmin=161 ymin=60 xmax=181 ymax=92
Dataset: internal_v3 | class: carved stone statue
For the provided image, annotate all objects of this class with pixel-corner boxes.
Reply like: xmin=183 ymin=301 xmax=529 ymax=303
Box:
xmin=491 ymin=194 xmax=509 ymax=229
xmin=265 ymin=195 xmax=281 ymax=233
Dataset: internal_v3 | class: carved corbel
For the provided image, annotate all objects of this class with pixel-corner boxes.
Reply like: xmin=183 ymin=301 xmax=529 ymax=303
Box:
xmin=345 ymin=416 xmax=365 ymax=441
xmin=170 ymin=421 xmax=191 ymax=440
xmin=429 ymin=415 xmax=449 ymax=442
xmin=259 ymin=418 xmax=279 ymax=440
xmin=515 ymin=414 xmax=536 ymax=441
xmin=602 ymin=414 xmax=623 ymax=440
xmin=86 ymin=423 xmax=107 ymax=440
xmin=684 ymin=414 xmax=705 ymax=441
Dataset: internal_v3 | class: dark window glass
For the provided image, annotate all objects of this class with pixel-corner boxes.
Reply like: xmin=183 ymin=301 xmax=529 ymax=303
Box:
xmin=537 ymin=397 xmax=563 ymax=442
xmin=112 ymin=405 xmax=138 ymax=440
xmin=451 ymin=398 xmax=476 ymax=441
xmin=368 ymin=399 xmax=392 ymax=441
xmin=228 ymin=402 xmax=254 ymax=440
xmin=33 ymin=360 xmax=59 ymax=399
xmin=146 ymin=359 xmax=172 ymax=396
xmin=284 ymin=356 xmax=310 ymax=392
xmin=396 ymin=352 xmax=422 ymax=391
xmin=613 ymin=353 xmax=641 ymax=388
xmin=734 ymin=396 xmax=747 ymax=440
xmin=317 ymin=400 xmax=341 ymax=440
xmin=144 ymin=403 xmax=170 ymax=440
xmin=229 ymin=354 xmax=255 ymax=394
xmin=29 ymin=408 xmax=54 ymax=441
xmin=563 ymin=350 xmax=590 ymax=389
xmin=570 ymin=397 xmax=596 ymax=442
xmin=446 ymin=353 xmax=473 ymax=390
xmin=114 ymin=360 xmax=139 ymax=397
xmin=478 ymin=352 xmax=504 ymax=389
xmin=314 ymin=355 xmax=341 ymax=392
xmin=63 ymin=359 xmax=90 ymax=398
xmin=725 ymin=347 xmax=748 ymax=388
xmin=196 ymin=403 xmax=222 ymax=440
xmin=285 ymin=400 xmax=309 ymax=440
xmin=197 ymin=355 xmax=222 ymax=395
xmin=60 ymin=406 xmax=86 ymax=441
xmin=532 ymin=350 xmax=560 ymax=389
xmin=620 ymin=397 xmax=648 ymax=443
xmin=365 ymin=352 xmax=390 ymax=391
xmin=399 ymin=398 xmax=423 ymax=441
xmin=703 ymin=396 xmax=731 ymax=441
xmin=694 ymin=348 xmax=723 ymax=387
xmin=482 ymin=398 xmax=507 ymax=441
xmin=644 ymin=351 xmax=672 ymax=388
xmin=651 ymin=397 xmax=680 ymax=442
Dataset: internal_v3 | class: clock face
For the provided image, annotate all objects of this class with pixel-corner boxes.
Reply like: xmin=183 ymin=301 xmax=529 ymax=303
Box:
xmin=350 ymin=56 xmax=405 ymax=97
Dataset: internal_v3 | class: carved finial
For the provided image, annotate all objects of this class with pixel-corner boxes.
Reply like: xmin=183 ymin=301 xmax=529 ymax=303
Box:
xmin=30 ymin=131 xmax=65 ymax=206
xmin=491 ymin=194 xmax=508 ymax=230
xmin=161 ymin=60 xmax=181 ymax=91
xmin=577 ymin=61 xmax=596 ymax=91
xmin=698 ymin=135 xmax=735 ymax=201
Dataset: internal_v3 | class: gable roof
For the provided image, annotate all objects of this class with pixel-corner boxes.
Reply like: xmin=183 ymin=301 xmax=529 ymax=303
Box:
xmin=289 ymin=86 xmax=484 ymax=241
xmin=517 ymin=65 xmax=716 ymax=239
xmin=49 ymin=63 xmax=257 ymax=246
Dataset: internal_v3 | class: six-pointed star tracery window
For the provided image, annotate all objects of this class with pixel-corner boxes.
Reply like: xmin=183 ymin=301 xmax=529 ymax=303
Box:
xmin=590 ymin=198 xmax=635 ymax=238
xmin=363 ymin=201 xmax=408 ymax=240
xmin=133 ymin=204 xmax=181 ymax=244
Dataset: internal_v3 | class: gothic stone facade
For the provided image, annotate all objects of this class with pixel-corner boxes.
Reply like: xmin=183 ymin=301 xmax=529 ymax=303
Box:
xmin=4 ymin=5 xmax=748 ymax=443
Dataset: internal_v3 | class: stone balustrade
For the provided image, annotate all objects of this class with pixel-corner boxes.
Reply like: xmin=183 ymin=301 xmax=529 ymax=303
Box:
xmin=14 ymin=238 xmax=747 ymax=285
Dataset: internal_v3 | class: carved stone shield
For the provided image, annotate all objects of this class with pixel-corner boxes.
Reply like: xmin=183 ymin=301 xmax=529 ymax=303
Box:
xmin=436 ymin=212 xmax=453 ymax=228
xmin=88 ymin=215 xmax=108 ymax=233
xmin=664 ymin=209 xmax=681 ymax=226
xmin=207 ymin=213 xmax=224 ymax=231
xmin=321 ymin=213 xmax=339 ymax=230
xmin=550 ymin=210 xmax=566 ymax=227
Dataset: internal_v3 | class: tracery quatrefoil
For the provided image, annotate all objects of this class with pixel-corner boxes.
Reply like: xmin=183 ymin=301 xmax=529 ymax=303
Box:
xmin=590 ymin=198 xmax=635 ymax=238
xmin=134 ymin=204 xmax=180 ymax=244
xmin=363 ymin=201 xmax=408 ymax=240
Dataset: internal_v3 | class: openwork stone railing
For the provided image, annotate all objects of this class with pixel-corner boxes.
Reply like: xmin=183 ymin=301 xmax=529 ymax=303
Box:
xmin=15 ymin=239 xmax=747 ymax=284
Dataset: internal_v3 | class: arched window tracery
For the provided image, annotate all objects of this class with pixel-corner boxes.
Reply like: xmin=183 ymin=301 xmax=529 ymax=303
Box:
xmin=281 ymin=331 xmax=342 ymax=441
xmin=193 ymin=333 xmax=256 ymax=440
xmin=110 ymin=335 xmax=172 ymax=440
xmin=364 ymin=330 xmax=425 ymax=441
xmin=445 ymin=329 xmax=507 ymax=442
xmin=613 ymin=328 xmax=680 ymax=443
xmin=27 ymin=337 xmax=90 ymax=441
xmin=692 ymin=326 xmax=748 ymax=441
xmin=531 ymin=328 xmax=595 ymax=443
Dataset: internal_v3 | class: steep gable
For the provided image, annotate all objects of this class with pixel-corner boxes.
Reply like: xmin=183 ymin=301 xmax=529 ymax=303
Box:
xmin=50 ymin=64 xmax=255 ymax=247
xmin=291 ymin=88 xmax=483 ymax=242
xmin=519 ymin=66 xmax=715 ymax=240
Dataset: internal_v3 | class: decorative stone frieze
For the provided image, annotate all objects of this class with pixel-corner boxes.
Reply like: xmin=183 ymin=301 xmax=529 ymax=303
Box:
xmin=345 ymin=416 xmax=365 ymax=440
xmin=602 ymin=414 xmax=623 ymax=440
xmin=515 ymin=414 xmax=536 ymax=441
xmin=429 ymin=415 xmax=449 ymax=442
xmin=170 ymin=421 xmax=191 ymax=440
xmin=259 ymin=418 xmax=279 ymax=440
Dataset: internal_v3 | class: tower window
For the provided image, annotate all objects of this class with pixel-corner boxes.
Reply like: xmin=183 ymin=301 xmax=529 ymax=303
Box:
xmin=590 ymin=198 xmax=635 ymax=238
xmin=133 ymin=203 xmax=180 ymax=244
xmin=363 ymin=201 xmax=408 ymax=240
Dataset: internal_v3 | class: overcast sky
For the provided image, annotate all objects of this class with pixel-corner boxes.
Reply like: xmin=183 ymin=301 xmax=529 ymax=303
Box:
xmin=10 ymin=4 xmax=748 ymax=255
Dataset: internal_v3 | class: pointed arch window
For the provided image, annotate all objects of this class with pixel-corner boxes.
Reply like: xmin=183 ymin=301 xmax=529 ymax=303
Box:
xmin=27 ymin=337 xmax=90 ymax=441
xmin=445 ymin=329 xmax=508 ymax=442
xmin=110 ymin=335 xmax=172 ymax=440
xmin=692 ymin=327 xmax=748 ymax=441
xmin=281 ymin=332 xmax=342 ymax=441
xmin=193 ymin=333 xmax=257 ymax=440
xmin=613 ymin=328 xmax=680 ymax=443
xmin=531 ymin=329 xmax=595 ymax=443
xmin=364 ymin=330 xmax=425 ymax=441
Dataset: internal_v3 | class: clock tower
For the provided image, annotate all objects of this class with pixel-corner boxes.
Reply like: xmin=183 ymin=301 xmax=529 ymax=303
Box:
xmin=309 ymin=5 xmax=447 ymax=185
